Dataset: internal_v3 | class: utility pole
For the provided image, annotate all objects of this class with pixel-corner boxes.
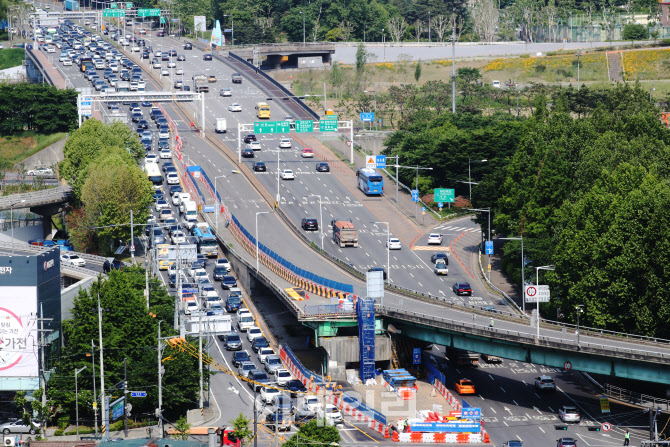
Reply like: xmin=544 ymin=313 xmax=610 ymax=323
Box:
xmin=130 ymin=209 xmax=135 ymax=264
xmin=38 ymin=303 xmax=52 ymax=440
xmin=98 ymin=295 xmax=109 ymax=441
xmin=91 ymin=340 xmax=98 ymax=436
xmin=123 ymin=358 xmax=128 ymax=437
xmin=451 ymin=32 xmax=456 ymax=114
xmin=198 ymin=309 xmax=203 ymax=409
xmin=157 ymin=321 xmax=164 ymax=438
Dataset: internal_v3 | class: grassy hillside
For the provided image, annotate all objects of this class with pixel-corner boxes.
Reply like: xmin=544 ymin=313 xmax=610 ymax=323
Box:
xmin=0 ymin=132 xmax=65 ymax=166
xmin=0 ymin=48 xmax=25 ymax=70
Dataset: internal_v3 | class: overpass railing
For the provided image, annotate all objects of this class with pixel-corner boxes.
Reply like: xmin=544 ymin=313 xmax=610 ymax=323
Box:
xmin=377 ymin=305 xmax=670 ymax=363
xmin=0 ymin=241 xmax=108 ymax=265
xmin=0 ymin=185 xmax=73 ymax=209
xmin=605 ymin=384 xmax=670 ymax=411
xmin=0 ymin=218 xmax=42 ymax=232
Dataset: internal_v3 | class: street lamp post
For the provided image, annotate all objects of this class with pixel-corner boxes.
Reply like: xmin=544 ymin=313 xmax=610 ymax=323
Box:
xmin=214 ymin=175 xmax=226 ymax=233
xmin=468 ymin=208 xmax=492 ymax=281
xmin=535 ymin=265 xmax=555 ymax=338
xmin=428 ymin=11 xmax=431 ymax=43
xmin=255 ymin=212 xmax=270 ymax=271
xmin=300 ymin=11 xmax=305 ymax=45
xmin=382 ymin=28 xmax=385 ymax=61
xmin=468 ymin=158 xmax=487 ymax=203
xmin=276 ymin=148 xmax=281 ymax=205
xmin=306 ymin=195 xmax=324 ymax=250
xmin=74 ymin=366 xmax=87 ymax=437
xmin=392 ymin=165 xmax=432 ymax=214
xmin=157 ymin=320 xmax=165 ymax=437
xmin=364 ymin=90 xmax=377 ymax=131
xmin=10 ymin=199 xmax=25 ymax=254
xmin=372 ymin=221 xmax=390 ymax=287
xmin=223 ymin=14 xmax=234 ymax=46
xmin=575 ymin=305 xmax=584 ymax=347
xmin=576 ymin=53 xmax=581 ymax=90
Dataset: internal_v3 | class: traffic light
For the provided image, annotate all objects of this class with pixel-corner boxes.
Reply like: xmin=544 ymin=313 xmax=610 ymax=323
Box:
xmin=555 ymin=425 xmax=568 ymax=430
xmin=588 ymin=427 xmax=601 ymax=432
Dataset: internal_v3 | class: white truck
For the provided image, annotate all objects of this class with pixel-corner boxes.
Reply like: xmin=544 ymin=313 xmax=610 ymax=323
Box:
xmin=183 ymin=200 xmax=199 ymax=230
xmin=172 ymin=192 xmax=191 ymax=207
xmin=215 ymin=118 xmax=226 ymax=133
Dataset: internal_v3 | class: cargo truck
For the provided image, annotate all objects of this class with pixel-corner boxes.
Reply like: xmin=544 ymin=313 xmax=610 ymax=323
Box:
xmin=192 ymin=74 xmax=209 ymax=93
xmin=331 ymin=218 xmax=358 ymax=247
xmin=65 ymin=0 xmax=80 ymax=11
xmin=215 ymin=118 xmax=226 ymax=133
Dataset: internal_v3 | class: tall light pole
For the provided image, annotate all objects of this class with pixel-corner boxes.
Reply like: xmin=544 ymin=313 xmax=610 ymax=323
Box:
xmin=535 ymin=265 xmax=555 ymax=338
xmin=382 ymin=28 xmax=385 ymax=61
xmin=223 ymin=14 xmax=234 ymax=46
xmin=372 ymin=221 xmax=390 ymax=286
xmin=364 ymin=90 xmax=377 ymax=131
xmin=428 ymin=11 xmax=431 ymax=43
xmin=10 ymin=199 xmax=25 ymax=254
xmin=452 ymin=31 xmax=456 ymax=114
xmin=97 ymin=294 xmax=109 ymax=442
xmin=468 ymin=208 xmax=491 ymax=281
xmin=276 ymin=148 xmax=281 ymax=205
xmin=576 ymin=52 xmax=581 ymax=90
xmin=468 ymin=158 xmax=487 ymax=203
xmin=157 ymin=320 xmax=165 ymax=437
xmin=214 ymin=175 xmax=226 ymax=233
xmin=306 ymin=195 xmax=324 ymax=250
xmin=575 ymin=305 xmax=584 ymax=347
xmin=255 ymin=211 xmax=270 ymax=271
xmin=74 ymin=366 xmax=87 ymax=437
xmin=499 ymin=236 xmax=524 ymax=311
xmin=300 ymin=11 xmax=305 ymax=45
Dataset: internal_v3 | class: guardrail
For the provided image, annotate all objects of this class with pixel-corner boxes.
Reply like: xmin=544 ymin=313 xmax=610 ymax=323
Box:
xmin=226 ymin=52 xmax=319 ymax=120
xmin=377 ymin=305 xmax=670 ymax=363
xmin=0 ymin=218 xmax=43 ymax=232
xmin=605 ymin=384 xmax=670 ymax=411
xmin=0 ymin=185 xmax=72 ymax=209
xmin=0 ymin=241 xmax=108 ymax=264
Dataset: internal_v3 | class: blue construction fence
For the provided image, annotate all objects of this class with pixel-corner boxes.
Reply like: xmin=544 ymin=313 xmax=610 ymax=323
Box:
xmin=185 ymin=166 xmax=207 ymax=203
xmin=282 ymin=345 xmax=386 ymax=425
xmin=423 ymin=357 xmax=446 ymax=386
xmin=231 ymin=214 xmax=354 ymax=294
xmin=195 ymin=166 xmax=222 ymax=204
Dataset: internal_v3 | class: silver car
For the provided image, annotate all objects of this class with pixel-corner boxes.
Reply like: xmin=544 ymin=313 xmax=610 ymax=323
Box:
xmin=0 ymin=420 xmax=40 ymax=434
xmin=264 ymin=355 xmax=283 ymax=374
xmin=558 ymin=406 xmax=581 ymax=423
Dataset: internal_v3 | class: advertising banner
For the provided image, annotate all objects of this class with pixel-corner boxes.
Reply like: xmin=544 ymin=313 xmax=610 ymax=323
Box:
xmin=0 ymin=288 xmax=39 ymax=378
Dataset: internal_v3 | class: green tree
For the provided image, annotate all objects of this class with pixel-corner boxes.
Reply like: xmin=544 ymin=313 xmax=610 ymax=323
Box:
xmin=622 ymin=23 xmax=649 ymax=41
xmin=282 ymin=420 xmax=340 ymax=447
xmin=457 ymin=67 xmax=481 ymax=84
xmin=229 ymin=413 xmax=253 ymax=445
xmin=174 ymin=416 xmax=191 ymax=440
xmin=355 ymin=42 xmax=369 ymax=78
xmin=414 ymin=60 xmax=422 ymax=83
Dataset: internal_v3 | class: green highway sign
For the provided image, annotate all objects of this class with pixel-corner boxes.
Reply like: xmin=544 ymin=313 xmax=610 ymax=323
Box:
xmin=319 ymin=119 xmax=338 ymax=132
xmin=160 ymin=16 xmax=166 ymax=24
xmin=254 ymin=121 xmax=291 ymax=134
xmin=138 ymin=8 xmax=161 ymax=17
xmin=110 ymin=2 xmax=117 ymax=8
xmin=295 ymin=120 xmax=314 ymax=133
xmin=324 ymin=114 xmax=338 ymax=120
xmin=103 ymin=8 xmax=125 ymax=17
xmin=434 ymin=188 xmax=455 ymax=203
xmin=125 ymin=2 xmax=132 ymax=8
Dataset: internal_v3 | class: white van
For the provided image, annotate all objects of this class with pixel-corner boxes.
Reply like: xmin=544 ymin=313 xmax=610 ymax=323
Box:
xmin=237 ymin=313 xmax=255 ymax=332
xmin=173 ymin=192 xmax=190 ymax=206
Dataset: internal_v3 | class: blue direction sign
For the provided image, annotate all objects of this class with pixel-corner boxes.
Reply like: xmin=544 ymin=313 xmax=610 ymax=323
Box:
xmin=413 ymin=348 xmax=421 ymax=365
xmin=375 ymin=155 xmax=386 ymax=168
xmin=111 ymin=400 xmax=124 ymax=420
xmin=130 ymin=391 xmax=147 ymax=397
xmin=485 ymin=241 xmax=493 ymax=255
xmin=411 ymin=190 xmax=419 ymax=202
xmin=360 ymin=112 xmax=375 ymax=122
xmin=438 ymin=202 xmax=444 ymax=209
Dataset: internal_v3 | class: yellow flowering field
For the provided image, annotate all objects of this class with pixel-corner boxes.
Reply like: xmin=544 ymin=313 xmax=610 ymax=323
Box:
xmin=622 ymin=49 xmax=670 ymax=80
xmin=483 ymin=53 xmax=608 ymax=82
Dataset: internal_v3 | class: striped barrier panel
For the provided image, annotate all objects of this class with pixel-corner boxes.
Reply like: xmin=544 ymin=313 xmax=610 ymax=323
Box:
xmin=434 ymin=379 xmax=462 ymax=412
xmin=395 ymin=433 xmax=483 ymax=443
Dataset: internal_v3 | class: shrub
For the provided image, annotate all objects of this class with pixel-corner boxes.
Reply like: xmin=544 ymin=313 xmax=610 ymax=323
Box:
xmin=58 ymin=417 xmax=69 ymax=430
xmin=622 ymin=24 xmax=649 ymax=41
xmin=535 ymin=64 xmax=547 ymax=72
xmin=661 ymin=39 xmax=670 ymax=46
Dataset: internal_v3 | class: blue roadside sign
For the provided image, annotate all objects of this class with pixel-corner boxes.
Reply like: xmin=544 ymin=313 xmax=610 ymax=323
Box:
xmin=413 ymin=348 xmax=421 ymax=364
xmin=438 ymin=202 xmax=444 ymax=208
xmin=375 ymin=155 xmax=386 ymax=168
xmin=360 ymin=112 xmax=374 ymax=122
xmin=411 ymin=190 xmax=419 ymax=202
xmin=485 ymin=241 xmax=493 ymax=255
xmin=130 ymin=391 xmax=147 ymax=397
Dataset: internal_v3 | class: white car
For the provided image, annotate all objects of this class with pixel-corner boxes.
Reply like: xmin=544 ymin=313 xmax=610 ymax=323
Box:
xmin=160 ymin=148 xmax=172 ymax=159
xmin=215 ymin=258 xmax=231 ymax=272
xmin=258 ymin=347 xmax=275 ymax=364
xmin=152 ymin=61 xmax=161 ymax=69
xmin=131 ymin=45 xmax=140 ymax=52
xmin=280 ymin=169 xmax=295 ymax=180
xmin=279 ymin=139 xmax=291 ymax=148
xmin=559 ymin=406 xmax=581 ymax=423
xmin=274 ymin=369 xmax=292 ymax=386
xmin=246 ymin=326 xmax=263 ymax=342
xmin=144 ymin=154 xmax=158 ymax=164
xmin=167 ymin=61 xmax=176 ymax=68
xmin=228 ymin=103 xmax=242 ymax=112
xmin=62 ymin=58 xmax=72 ymax=66
xmin=260 ymin=386 xmax=280 ymax=404
xmin=249 ymin=141 xmax=261 ymax=150
xmin=185 ymin=301 xmax=198 ymax=315
xmin=159 ymin=209 xmax=173 ymax=221
xmin=301 ymin=396 xmax=321 ymax=413
xmin=387 ymin=237 xmax=402 ymax=250
xmin=166 ymin=172 xmax=179 ymax=184
xmin=427 ymin=233 xmax=443 ymax=245
xmin=171 ymin=230 xmax=186 ymax=244
xmin=45 ymin=45 xmax=55 ymax=53
xmin=318 ymin=404 xmax=343 ymax=425
xmin=154 ymin=200 xmax=169 ymax=211
xmin=27 ymin=167 xmax=54 ymax=177
xmin=161 ymin=68 xmax=169 ymax=76
xmin=220 ymin=88 xmax=232 ymax=97
xmin=61 ymin=253 xmax=86 ymax=267
xmin=176 ymin=68 xmax=184 ymax=75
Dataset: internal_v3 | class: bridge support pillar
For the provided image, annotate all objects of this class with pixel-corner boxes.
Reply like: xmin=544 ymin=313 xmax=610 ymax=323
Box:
xmin=267 ymin=55 xmax=283 ymax=70
xmin=31 ymin=204 xmax=65 ymax=239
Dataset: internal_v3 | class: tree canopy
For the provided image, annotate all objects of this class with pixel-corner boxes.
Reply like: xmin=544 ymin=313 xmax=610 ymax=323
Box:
xmin=0 ymin=83 xmax=77 ymax=134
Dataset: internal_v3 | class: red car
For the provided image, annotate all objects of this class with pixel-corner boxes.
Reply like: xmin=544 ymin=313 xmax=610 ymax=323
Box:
xmin=453 ymin=282 xmax=472 ymax=296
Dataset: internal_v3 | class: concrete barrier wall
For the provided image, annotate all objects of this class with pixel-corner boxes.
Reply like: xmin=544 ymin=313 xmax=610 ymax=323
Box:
xmin=0 ymin=224 xmax=44 ymax=244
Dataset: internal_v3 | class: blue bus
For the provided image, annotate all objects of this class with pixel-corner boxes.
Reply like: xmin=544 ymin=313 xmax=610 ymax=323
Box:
xmin=193 ymin=226 xmax=218 ymax=257
xmin=357 ymin=168 xmax=383 ymax=195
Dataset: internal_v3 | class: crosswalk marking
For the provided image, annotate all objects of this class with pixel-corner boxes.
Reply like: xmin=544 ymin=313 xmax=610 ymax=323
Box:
xmin=433 ymin=225 xmax=481 ymax=233
xmin=412 ymin=246 xmax=452 ymax=251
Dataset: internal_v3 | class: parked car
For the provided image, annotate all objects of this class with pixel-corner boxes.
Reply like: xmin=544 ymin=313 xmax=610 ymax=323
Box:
xmin=0 ymin=420 xmax=41 ymax=434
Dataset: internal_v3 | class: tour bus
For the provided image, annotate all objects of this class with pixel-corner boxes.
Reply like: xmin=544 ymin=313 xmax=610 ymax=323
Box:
xmin=356 ymin=168 xmax=383 ymax=195
xmin=145 ymin=162 xmax=163 ymax=185
xmin=193 ymin=226 xmax=218 ymax=257
xmin=255 ymin=102 xmax=271 ymax=119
